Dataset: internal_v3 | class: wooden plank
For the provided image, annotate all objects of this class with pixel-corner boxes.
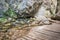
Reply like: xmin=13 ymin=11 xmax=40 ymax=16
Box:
xmin=16 ymin=23 xmax=60 ymax=40
xmin=35 ymin=29 xmax=60 ymax=39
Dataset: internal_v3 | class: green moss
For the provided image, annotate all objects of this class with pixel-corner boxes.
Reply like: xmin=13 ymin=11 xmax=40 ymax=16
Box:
xmin=4 ymin=8 xmax=17 ymax=18
xmin=0 ymin=17 xmax=7 ymax=23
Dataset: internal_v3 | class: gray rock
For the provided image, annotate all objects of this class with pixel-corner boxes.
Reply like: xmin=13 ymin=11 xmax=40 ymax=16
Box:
xmin=5 ymin=0 xmax=43 ymax=17
xmin=0 ymin=0 xmax=9 ymax=12
xmin=0 ymin=0 xmax=9 ymax=17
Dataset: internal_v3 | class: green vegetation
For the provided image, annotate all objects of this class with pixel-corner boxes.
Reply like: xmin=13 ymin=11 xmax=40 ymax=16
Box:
xmin=4 ymin=8 xmax=17 ymax=19
xmin=0 ymin=17 xmax=7 ymax=23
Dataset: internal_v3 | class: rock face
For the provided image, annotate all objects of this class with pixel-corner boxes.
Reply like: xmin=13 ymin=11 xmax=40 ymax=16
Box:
xmin=4 ymin=0 xmax=57 ymax=21
xmin=34 ymin=0 xmax=57 ymax=24
xmin=54 ymin=0 xmax=60 ymax=20
xmin=5 ymin=0 xmax=57 ymax=18
xmin=0 ymin=0 xmax=9 ymax=17
xmin=5 ymin=0 xmax=42 ymax=17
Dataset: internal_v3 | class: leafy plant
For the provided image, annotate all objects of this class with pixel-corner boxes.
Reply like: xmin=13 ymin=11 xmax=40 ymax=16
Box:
xmin=4 ymin=8 xmax=17 ymax=19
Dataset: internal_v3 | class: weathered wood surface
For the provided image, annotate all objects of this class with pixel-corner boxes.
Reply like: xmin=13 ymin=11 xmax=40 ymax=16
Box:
xmin=16 ymin=21 xmax=60 ymax=40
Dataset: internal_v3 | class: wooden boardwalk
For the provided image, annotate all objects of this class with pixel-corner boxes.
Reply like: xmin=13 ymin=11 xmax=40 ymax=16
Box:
xmin=14 ymin=22 xmax=60 ymax=40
